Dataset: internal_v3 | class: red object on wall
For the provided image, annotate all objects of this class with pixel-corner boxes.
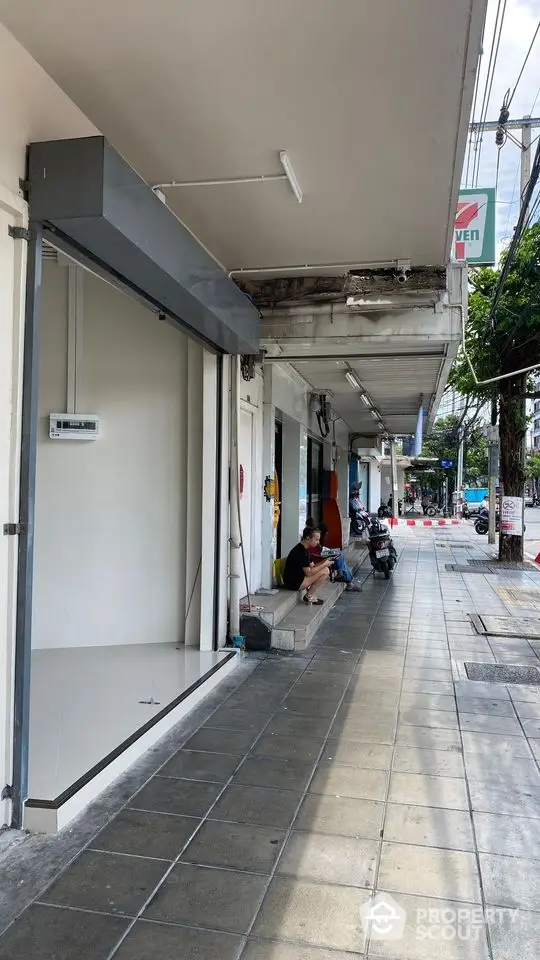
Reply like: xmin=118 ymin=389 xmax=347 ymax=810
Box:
xmin=321 ymin=471 xmax=343 ymax=548
xmin=239 ymin=465 xmax=244 ymax=498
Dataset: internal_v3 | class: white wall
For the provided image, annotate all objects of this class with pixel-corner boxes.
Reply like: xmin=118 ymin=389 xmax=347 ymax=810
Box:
xmin=238 ymin=369 xmax=263 ymax=593
xmin=32 ymin=262 xmax=200 ymax=650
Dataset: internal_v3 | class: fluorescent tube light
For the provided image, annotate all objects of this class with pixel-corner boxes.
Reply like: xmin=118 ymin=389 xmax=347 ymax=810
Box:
xmin=360 ymin=393 xmax=371 ymax=406
xmin=345 ymin=370 xmax=362 ymax=390
xmin=280 ymin=151 xmax=303 ymax=203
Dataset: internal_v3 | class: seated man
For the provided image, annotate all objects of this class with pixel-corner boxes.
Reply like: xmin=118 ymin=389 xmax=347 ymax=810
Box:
xmin=283 ymin=527 xmax=332 ymax=604
xmin=305 ymin=519 xmax=352 ymax=583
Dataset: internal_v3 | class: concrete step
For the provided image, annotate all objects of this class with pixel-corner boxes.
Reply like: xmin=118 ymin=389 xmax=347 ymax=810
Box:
xmin=271 ymin=580 xmax=346 ymax=651
xmin=241 ymin=589 xmax=298 ymax=627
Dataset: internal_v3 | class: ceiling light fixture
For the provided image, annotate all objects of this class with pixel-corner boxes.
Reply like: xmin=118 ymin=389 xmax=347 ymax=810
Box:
xmin=280 ymin=151 xmax=303 ymax=204
xmin=370 ymin=409 xmax=379 ymax=421
xmin=360 ymin=393 xmax=371 ymax=407
xmin=345 ymin=370 xmax=362 ymax=390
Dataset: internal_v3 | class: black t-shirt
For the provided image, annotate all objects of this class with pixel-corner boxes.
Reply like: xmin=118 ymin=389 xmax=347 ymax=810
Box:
xmin=283 ymin=542 xmax=310 ymax=590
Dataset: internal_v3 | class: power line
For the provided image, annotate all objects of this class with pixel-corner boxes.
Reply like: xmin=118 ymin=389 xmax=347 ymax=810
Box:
xmin=472 ymin=0 xmax=507 ymax=187
xmin=507 ymin=19 xmax=540 ymax=108
xmin=465 ymin=24 xmax=486 ymax=187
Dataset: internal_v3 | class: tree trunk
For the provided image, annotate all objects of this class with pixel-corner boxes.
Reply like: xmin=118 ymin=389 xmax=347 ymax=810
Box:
xmin=499 ymin=374 xmax=526 ymax=562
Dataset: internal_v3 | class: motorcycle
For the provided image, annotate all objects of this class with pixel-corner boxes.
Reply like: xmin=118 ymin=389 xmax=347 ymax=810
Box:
xmin=377 ymin=499 xmax=403 ymax=519
xmin=474 ymin=507 xmax=499 ymax=535
xmin=368 ymin=518 xmax=397 ymax=579
xmin=350 ymin=505 xmax=370 ymax=537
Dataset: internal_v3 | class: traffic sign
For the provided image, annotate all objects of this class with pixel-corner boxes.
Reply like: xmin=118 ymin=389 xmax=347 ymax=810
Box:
xmin=440 ymin=460 xmax=453 ymax=468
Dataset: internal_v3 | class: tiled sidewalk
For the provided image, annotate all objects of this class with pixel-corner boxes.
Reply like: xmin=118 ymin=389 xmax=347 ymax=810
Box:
xmin=2 ymin=536 xmax=540 ymax=958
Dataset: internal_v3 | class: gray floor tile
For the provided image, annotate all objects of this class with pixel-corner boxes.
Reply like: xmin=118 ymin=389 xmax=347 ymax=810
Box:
xmin=130 ymin=776 xmax=222 ymax=818
xmin=114 ymin=921 xmax=243 ymax=960
xmin=522 ymin=718 xmax=540 ymax=738
xmin=399 ymin=708 xmax=459 ymax=730
xmin=294 ymin=793 xmax=384 ymax=839
xmin=181 ymin=819 xmax=285 ymax=873
xmin=388 ymin=771 xmax=469 ymax=810
xmin=329 ymin=719 xmax=396 ymax=744
xmin=278 ymin=831 xmax=378 ymax=887
xmin=453 ymin=681 xmax=510 ymax=700
xmin=309 ymin=762 xmax=388 ymax=801
xmin=0 ymin=904 xmax=128 ymax=960
xmin=489 ymin=908 xmax=540 ymax=960
xmin=281 ymin=698 xmax=338 ymax=719
xmin=392 ymin=745 xmax=465 ymax=778
xmin=91 ymin=809 xmax=199 ymax=860
xmin=464 ymin=752 xmax=540 ymax=785
xmin=367 ymin=891 xmax=490 ymax=959
xmin=480 ymin=852 xmax=540 ymax=911
xmin=401 ymin=679 xmax=455 ymax=695
xmin=399 ymin=693 xmax=456 ymax=712
xmin=234 ymin=757 xmax=314 ymax=792
xmin=378 ymin=841 xmax=481 ymax=902
xmin=474 ymin=811 xmax=540 ymax=858
xmin=253 ymin=878 xmax=366 ymax=953
xmin=265 ymin=714 xmax=333 ymax=739
xmin=469 ymin=779 xmax=540 ymax=819
xmin=143 ymin=861 xmax=266 ymax=932
xmin=461 ymin=731 xmax=533 ymax=758
xmin=39 ymin=850 xmax=168 ymax=916
xmin=458 ymin=714 xmax=523 ymax=736
xmin=252 ymin=734 xmax=324 ymax=763
xmin=184 ymin=726 xmax=259 ymax=755
xmin=204 ymin=707 xmax=272 ymax=730
xmin=395 ymin=724 xmax=462 ymax=750
xmin=383 ymin=803 xmax=474 ymax=850
xmin=241 ymin=942 xmax=357 ymax=960
xmin=159 ymin=749 xmax=239 ymax=781
xmin=456 ymin=697 xmax=516 ymax=717
xmin=210 ymin=783 xmax=301 ymax=829
xmin=321 ymin=740 xmax=392 ymax=769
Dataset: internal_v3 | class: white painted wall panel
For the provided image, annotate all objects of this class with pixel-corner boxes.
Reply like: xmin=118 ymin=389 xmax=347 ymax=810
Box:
xmin=32 ymin=263 xmax=191 ymax=649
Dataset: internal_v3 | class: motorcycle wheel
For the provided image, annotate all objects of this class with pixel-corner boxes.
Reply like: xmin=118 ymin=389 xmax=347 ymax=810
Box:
xmin=381 ymin=560 xmax=390 ymax=579
xmin=426 ymin=506 xmax=437 ymax=517
xmin=475 ymin=521 xmax=488 ymax=535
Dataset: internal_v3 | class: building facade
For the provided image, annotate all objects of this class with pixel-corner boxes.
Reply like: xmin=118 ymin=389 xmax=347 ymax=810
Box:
xmin=0 ymin=3 xmax=486 ymax=832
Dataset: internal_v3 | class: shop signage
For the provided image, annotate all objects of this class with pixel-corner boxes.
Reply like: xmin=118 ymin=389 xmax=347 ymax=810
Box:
xmin=454 ymin=188 xmax=496 ymax=264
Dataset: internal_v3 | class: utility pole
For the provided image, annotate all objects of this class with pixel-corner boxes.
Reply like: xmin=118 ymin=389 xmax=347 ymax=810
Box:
xmin=456 ymin=431 xmax=464 ymax=517
xmin=390 ymin=438 xmax=399 ymax=518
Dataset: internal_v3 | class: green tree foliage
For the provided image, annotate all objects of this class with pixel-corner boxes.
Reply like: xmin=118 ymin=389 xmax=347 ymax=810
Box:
xmin=421 ymin=414 xmax=488 ymax=495
xmin=448 ymin=222 xmax=540 ymax=559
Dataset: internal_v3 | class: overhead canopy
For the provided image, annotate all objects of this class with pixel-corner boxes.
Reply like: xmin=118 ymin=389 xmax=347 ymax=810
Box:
xmin=2 ymin=0 xmax=486 ymax=272
xmin=27 ymin=136 xmax=260 ymax=354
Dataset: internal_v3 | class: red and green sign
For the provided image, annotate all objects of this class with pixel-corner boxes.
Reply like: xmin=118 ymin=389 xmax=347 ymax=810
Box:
xmin=454 ymin=188 xmax=496 ymax=265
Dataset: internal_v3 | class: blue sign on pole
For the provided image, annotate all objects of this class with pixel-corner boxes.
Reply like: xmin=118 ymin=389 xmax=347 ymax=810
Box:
xmin=440 ymin=460 xmax=453 ymax=469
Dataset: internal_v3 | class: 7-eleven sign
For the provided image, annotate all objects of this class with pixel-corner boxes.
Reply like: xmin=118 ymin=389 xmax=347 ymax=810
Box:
xmin=453 ymin=187 xmax=496 ymax=265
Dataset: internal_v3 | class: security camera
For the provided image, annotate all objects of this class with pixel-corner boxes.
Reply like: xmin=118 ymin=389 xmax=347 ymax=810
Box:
xmin=396 ymin=268 xmax=409 ymax=284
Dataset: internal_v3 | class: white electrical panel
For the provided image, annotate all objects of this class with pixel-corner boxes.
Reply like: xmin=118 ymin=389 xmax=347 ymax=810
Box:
xmin=49 ymin=414 xmax=100 ymax=441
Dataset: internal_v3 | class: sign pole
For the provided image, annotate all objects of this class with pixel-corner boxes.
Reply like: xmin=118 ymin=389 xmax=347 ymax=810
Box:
xmin=487 ymin=426 xmax=499 ymax=546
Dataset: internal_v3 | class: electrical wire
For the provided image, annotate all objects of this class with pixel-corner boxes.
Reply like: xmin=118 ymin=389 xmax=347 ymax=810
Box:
xmin=472 ymin=0 xmax=507 ymax=188
xmin=507 ymin=19 xmax=540 ymax=108
xmin=465 ymin=25 xmax=485 ymax=187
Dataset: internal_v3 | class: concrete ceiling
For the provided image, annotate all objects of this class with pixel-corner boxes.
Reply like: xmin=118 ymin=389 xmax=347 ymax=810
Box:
xmin=0 ymin=0 xmax=485 ymax=272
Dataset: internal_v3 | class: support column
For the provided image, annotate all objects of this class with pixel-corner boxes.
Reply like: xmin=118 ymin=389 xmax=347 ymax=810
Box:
xmin=369 ymin=462 xmax=381 ymax=514
xmin=199 ymin=350 xmax=217 ymax=651
xmin=280 ymin=417 xmax=307 ymax=556
xmin=261 ymin=365 xmax=276 ymax=588
xmin=184 ymin=340 xmax=203 ymax=646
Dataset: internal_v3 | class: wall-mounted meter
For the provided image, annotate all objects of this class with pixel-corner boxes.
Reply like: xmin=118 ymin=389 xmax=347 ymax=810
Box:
xmin=49 ymin=414 xmax=100 ymax=441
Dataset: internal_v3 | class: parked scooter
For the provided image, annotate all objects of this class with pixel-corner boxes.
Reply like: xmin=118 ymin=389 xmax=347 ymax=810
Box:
xmin=368 ymin=518 xmax=397 ymax=579
xmin=474 ymin=507 xmax=499 ymax=535
xmin=350 ymin=506 xmax=370 ymax=537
